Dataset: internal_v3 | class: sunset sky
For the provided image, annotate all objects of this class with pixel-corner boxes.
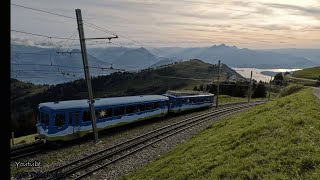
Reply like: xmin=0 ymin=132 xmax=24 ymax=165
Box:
xmin=11 ymin=0 xmax=320 ymax=49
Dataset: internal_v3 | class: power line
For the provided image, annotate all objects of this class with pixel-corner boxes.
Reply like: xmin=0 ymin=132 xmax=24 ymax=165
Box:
xmin=11 ymin=63 xmax=124 ymax=71
xmin=11 ymin=3 xmax=75 ymax=20
xmin=55 ymin=30 xmax=79 ymax=53
xmin=11 ymin=3 xmax=185 ymax=60
xmin=11 ymin=3 xmax=117 ymax=37
xmin=11 ymin=30 xmax=79 ymax=40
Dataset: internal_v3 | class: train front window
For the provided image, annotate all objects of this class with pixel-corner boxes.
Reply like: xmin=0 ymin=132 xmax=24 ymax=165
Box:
xmin=54 ymin=113 xmax=65 ymax=128
xmin=40 ymin=112 xmax=49 ymax=128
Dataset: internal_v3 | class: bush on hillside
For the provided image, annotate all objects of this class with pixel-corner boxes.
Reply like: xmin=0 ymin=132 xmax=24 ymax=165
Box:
xmin=279 ymin=84 xmax=304 ymax=97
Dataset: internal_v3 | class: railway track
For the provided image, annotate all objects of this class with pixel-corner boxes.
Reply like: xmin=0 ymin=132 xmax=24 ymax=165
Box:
xmin=30 ymin=101 xmax=264 ymax=180
xmin=10 ymin=140 xmax=46 ymax=160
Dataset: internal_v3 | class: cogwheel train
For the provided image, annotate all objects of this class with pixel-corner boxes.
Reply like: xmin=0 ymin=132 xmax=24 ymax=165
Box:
xmin=36 ymin=91 xmax=214 ymax=141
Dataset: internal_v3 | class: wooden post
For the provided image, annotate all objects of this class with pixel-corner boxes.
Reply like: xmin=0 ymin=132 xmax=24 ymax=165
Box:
xmin=248 ymin=71 xmax=252 ymax=102
xmin=268 ymin=76 xmax=272 ymax=101
xmin=11 ymin=132 xmax=14 ymax=146
xmin=215 ymin=60 xmax=221 ymax=108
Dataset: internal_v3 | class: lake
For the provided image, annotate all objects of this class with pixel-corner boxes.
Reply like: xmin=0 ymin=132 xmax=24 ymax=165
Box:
xmin=232 ymin=68 xmax=302 ymax=82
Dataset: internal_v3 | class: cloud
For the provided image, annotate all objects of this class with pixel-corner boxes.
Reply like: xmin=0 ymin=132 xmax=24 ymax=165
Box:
xmin=11 ymin=36 xmax=55 ymax=47
xmin=266 ymin=3 xmax=320 ymax=17
xmin=252 ymin=24 xmax=293 ymax=31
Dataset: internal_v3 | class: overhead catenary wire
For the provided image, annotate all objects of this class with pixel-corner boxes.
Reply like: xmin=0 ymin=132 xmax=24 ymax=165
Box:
xmin=11 ymin=63 xmax=124 ymax=72
xmin=11 ymin=3 xmax=183 ymax=59
xmin=11 ymin=3 xmax=75 ymax=20
xmin=55 ymin=30 xmax=79 ymax=53
xmin=11 ymin=30 xmax=79 ymax=40
xmin=11 ymin=3 xmax=231 ymax=85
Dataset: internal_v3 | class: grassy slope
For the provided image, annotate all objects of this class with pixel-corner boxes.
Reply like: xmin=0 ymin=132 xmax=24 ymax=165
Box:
xmin=11 ymin=134 xmax=37 ymax=146
xmin=293 ymin=66 xmax=320 ymax=80
xmin=125 ymin=88 xmax=320 ymax=179
xmin=11 ymin=79 xmax=48 ymax=102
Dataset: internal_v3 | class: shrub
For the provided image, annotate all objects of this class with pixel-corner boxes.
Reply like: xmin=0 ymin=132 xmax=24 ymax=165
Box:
xmin=279 ymin=84 xmax=304 ymax=97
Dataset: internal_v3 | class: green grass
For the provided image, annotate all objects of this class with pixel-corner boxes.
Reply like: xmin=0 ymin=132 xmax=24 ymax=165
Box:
xmin=217 ymin=95 xmax=268 ymax=104
xmin=124 ymin=88 xmax=320 ymax=179
xmin=11 ymin=133 xmax=37 ymax=147
xmin=218 ymin=95 xmax=246 ymax=104
xmin=292 ymin=66 xmax=320 ymax=80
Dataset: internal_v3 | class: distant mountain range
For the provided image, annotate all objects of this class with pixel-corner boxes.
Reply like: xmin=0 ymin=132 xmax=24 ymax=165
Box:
xmin=148 ymin=44 xmax=320 ymax=69
xmin=11 ymin=43 xmax=320 ymax=85
xmin=11 ymin=44 xmax=113 ymax=85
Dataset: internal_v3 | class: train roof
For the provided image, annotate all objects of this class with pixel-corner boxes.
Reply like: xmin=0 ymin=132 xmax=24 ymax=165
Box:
xmin=38 ymin=95 xmax=168 ymax=111
xmin=163 ymin=90 xmax=214 ymax=98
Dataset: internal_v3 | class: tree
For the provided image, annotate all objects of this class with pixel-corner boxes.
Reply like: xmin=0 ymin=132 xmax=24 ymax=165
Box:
xmin=284 ymin=71 xmax=290 ymax=75
xmin=199 ymin=84 xmax=204 ymax=91
xmin=193 ymin=86 xmax=198 ymax=91
xmin=274 ymin=72 xmax=284 ymax=85
xmin=252 ymin=81 xmax=267 ymax=98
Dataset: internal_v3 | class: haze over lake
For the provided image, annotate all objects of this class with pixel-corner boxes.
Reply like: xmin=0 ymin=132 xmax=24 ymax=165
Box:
xmin=232 ymin=68 xmax=302 ymax=82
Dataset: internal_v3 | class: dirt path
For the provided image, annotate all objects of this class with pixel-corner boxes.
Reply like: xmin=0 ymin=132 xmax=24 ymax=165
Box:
xmin=286 ymin=74 xmax=318 ymax=82
xmin=313 ymin=87 xmax=320 ymax=100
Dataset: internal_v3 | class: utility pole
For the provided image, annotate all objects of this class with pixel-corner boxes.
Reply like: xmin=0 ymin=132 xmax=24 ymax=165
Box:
xmin=75 ymin=9 xmax=99 ymax=143
xmin=247 ymin=71 xmax=252 ymax=102
xmin=268 ymin=76 xmax=272 ymax=101
xmin=215 ymin=60 xmax=221 ymax=108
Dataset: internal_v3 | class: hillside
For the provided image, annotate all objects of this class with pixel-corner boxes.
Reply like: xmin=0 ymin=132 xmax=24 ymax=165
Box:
xmin=125 ymin=88 xmax=320 ymax=179
xmin=292 ymin=66 xmax=320 ymax=80
xmin=11 ymin=59 xmax=244 ymax=137
xmin=112 ymin=47 xmax=164 ymax=70
xmin=11 ymin=78 xmax=48 ymax=101
xmin=11 ymin=79 xmax=49 ymax=136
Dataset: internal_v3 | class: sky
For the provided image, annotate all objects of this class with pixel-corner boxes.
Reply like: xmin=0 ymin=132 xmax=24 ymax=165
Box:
xmin=11 ymin=0 xmax=320 ymax=49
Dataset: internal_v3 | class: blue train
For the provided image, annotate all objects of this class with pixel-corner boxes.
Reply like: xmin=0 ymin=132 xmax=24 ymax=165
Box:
xmin=36 ymin=91 xmax=214 ymax=141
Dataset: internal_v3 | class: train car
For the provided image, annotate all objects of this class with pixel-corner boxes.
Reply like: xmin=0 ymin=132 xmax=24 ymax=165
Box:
xmin=36 ymin=95 xmax=169 ymax=141
xmin=163 ymin=90 xmax=214 ymax=113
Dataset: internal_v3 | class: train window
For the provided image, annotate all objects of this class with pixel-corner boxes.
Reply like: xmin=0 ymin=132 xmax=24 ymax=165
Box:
xmin=41 ymin=112 xmax=49 ymax=127
xmin=126 ymin=105 xmax=136 ymax=114
xmin=187 ymin=99 xmax=190 ymax=104
xmin=54 ymin=113 xmax=65 ymax=128
xmin=98 ymin=108 xmax=112 ymax=119
xmin=114 ymin=107 xmax=125 ymax=116
xmin=154 ymin=102 xmax=161 ymax=109
xmin=69 ymin=112 xmax=73 ymax=125
xmin=83 ymin=111 xmax=91 ymax=122
xmin=146 ymin=103 xmax=154 ymax=110
xmin=181 ymin=99 xmax=186 ymax=105
xmin=137 ymin=104 xmax=145 ymax=112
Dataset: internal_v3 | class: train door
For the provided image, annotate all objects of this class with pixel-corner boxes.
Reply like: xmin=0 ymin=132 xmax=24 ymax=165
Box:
xmin=69 ymin=111 xmax=81 ymax=138
xmin=159 ymin=101 xmax=165 ymax=115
